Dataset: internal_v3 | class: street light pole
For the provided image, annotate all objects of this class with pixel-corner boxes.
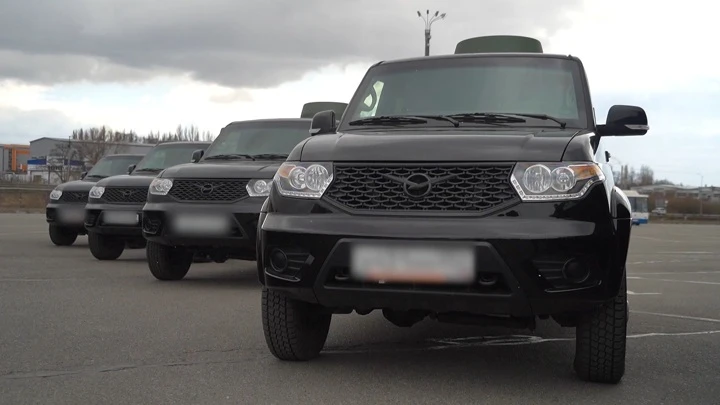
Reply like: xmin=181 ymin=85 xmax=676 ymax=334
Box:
xmin=417 ymin=9 xmax=446 ymax=56
xmin=698 ymin=173 xmax=704 ymax=215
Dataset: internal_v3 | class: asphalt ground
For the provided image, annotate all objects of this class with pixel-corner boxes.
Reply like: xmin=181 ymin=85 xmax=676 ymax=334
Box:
xmin=0 ymin=213 xmax=718 ymax=404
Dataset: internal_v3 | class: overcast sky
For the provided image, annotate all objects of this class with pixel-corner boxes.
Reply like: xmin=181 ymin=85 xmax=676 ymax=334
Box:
xmin=0 ymin=0 xmax=718 ymax=186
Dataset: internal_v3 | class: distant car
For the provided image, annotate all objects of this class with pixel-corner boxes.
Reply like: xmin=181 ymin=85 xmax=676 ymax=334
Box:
xmin=652 ymin=207 xmax=666 ymax=215
xmin=45 ymin=154 xmax=145 ymax=246
xmin=83 ymin=142 xmax=211 ymax=260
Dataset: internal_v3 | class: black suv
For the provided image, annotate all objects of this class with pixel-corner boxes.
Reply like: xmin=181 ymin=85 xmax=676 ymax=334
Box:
xmin=46 ymin=153 xmax=145 ymax=246
xmin=258 ymin=36 xmax=648 ymax=384
xmin=84 ymin=141 xmax=211 ymax=260
xmin=141 ymin=116 xmax=339 ymax=281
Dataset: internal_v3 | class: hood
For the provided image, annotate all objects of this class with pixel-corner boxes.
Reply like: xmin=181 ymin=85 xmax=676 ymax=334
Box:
xmin=95 ymin=174 xmax=157 ymax=188
xmin=55 ymin=179 xmax=97 ymax=191
xmin=160 ymin=160 xmax=283 ymax=179
xmin=300 ymin=128 xmax=591 ymax=162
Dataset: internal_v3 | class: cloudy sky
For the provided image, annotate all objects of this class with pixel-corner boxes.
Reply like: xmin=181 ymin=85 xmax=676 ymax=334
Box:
xmin=0 ymin=0 xmax=718 ymax=185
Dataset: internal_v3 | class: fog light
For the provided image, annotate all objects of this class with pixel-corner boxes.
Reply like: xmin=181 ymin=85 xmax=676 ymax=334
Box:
xmin=562 ymin=259 xmax=590 ymax=283
xmin=269 ymin=248 xmax=288 ymax=273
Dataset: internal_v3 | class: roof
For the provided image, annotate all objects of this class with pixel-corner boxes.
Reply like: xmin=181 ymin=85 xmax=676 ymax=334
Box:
xmin=30 ymin=137 xmax=155 ymax=148
xmin=374 ymin=52 xmax=576 ymax=67
xmin=155 ymin=141 xmax=212 ymax=146
xmin=105 ymin=153 xmax=147 ymax=158
xmin=224 ymin=117 xmax=311 ymax=127
xmin=622 ymin=190 xmax=649 ymax=197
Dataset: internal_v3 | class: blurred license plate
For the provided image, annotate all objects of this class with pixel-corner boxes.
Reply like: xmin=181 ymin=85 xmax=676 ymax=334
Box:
xmin=56 ymin=207 xmax=85 ymax=225
xmin=172 ymin=213 xmax=232 ymax=236
xmin=103 ymin=211 xmax=139 ymax=225
xmin=350 ymin=243 xmax=475 ymax=285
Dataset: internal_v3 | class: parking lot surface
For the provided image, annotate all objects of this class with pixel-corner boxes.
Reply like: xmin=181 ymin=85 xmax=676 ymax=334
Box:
xmin=1 ymin=213 xmax=719 ymax=404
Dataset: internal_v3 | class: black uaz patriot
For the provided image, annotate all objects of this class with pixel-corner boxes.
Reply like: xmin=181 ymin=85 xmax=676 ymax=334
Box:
xmin=258 ymin=36 xmax=649 ymax=384
xmin=142 ymin=103 xmax=346 ymax=281
xmin=84 ymin=141 xmax=211 ymax=260
xmin=46 ymin=153 xmax=145 ymax=246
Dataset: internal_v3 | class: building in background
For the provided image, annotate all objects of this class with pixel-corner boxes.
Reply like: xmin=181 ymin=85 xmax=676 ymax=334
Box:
xmin=27 ymin=137 xmax=154 ymax=184
xmin=0 ymin=144 xmax=30 ymax=173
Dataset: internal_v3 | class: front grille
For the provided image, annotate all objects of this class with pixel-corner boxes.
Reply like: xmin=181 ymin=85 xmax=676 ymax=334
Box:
xmin=101 ymin=187 xmax=148 ymax=204
xmin=324 ymin=164 xmax=518 ymax=213
xmin=168 ymin=179 xmax=249 ymax=202
xmin=59 ymin=191 xmax=89 ymax=203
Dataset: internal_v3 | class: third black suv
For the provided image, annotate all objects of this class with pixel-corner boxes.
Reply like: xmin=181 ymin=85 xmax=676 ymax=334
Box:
xmin=84 ymin=141 xmax=211 ymax=260
xmin=142 ymin=107 xmax=345 ymax=281
xmin=258 ymin=36 xmax=648 ymax=384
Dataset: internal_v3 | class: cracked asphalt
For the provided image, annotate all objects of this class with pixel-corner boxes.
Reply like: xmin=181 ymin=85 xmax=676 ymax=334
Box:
xmin=1 ymin=213 xmax=719 ymax=404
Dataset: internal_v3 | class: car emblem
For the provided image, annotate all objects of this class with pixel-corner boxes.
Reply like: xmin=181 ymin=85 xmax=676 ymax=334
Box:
xmin=403 ymin=173 xmax=433 ymax=198
xmin=121 ymin=190 xmax=135 ymax=197
xmin=200 ymin=183 xmax=214 ymax=194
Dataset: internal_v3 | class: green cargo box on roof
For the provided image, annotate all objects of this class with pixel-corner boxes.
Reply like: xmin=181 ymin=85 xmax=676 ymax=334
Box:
xmin=454 ymin=35 xmax=543 ymax=54
xmin=301 ymin=102 xmax=348 ymax=119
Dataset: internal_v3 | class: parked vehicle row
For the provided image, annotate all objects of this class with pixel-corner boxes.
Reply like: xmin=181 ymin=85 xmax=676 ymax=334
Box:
xmin=44 ymin=35 xmax=650 ymax=384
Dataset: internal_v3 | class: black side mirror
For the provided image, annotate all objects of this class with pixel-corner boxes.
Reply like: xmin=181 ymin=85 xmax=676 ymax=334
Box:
xmin=127 ymin=164 xmax=136 ymax=174
xmin=310 ymin=110 xmax=337 ymax=136
xmin=597 ymin=105 xmax=649 ymax=136
xmin=191 ymin=149 xmax=204 ymax=163
xmin=80 ymin=171 xmax=87 ymax=180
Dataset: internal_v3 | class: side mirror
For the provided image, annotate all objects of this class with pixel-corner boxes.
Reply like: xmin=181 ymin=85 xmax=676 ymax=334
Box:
xmin=309 ymin=110 xmax=337 ymax=136
xmin=80 ymin=171 xmax=87 ymax=180
xmin=127 ymin=164 xmax=136 ymax=174
xmin=191 ymin=149 xmax=204 ymax=163
xmin=597 ymin=105 xmax=649 ymax=136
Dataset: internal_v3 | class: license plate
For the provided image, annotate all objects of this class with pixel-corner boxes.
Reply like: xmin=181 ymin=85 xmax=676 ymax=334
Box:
xmin=171 ymin=213 xmax=233 ymax=236
xmin=102 ymin=211 xmax=139 ymax=226
xmin=56 ymin=207 xmax=85 ymax=225
xmin=350 ymin=242 xmax=475 ymax=285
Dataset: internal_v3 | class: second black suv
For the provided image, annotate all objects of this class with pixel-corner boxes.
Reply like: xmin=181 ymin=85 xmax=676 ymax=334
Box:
xmin=84 ymin=141 xmax=211 ymax=260
xmin=258 ymin=36 xmax=648 ymax=384
xmin=46 ymin=153 xmax=145 ymax=246
xmin=141 ymin=114 xmax=344 ymax=281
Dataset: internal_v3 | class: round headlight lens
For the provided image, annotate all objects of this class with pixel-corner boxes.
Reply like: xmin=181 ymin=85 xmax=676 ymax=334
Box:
xmin=304 ymin=164 xmax=330 ymax=192
xmin=253 ymin=180 xmax=271 ymax=194
xmin=523 ymin=164 xmax=552 ymax=194
xmin=288 ymin=167 xmax=306 ymax=189
xmin=551 ymin=167 xmax=576 ymax=192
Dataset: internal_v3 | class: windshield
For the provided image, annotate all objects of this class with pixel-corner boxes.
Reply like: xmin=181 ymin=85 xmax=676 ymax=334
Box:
xmin=86 ymin=155 xmax=143 ymax=178
xmin=341 ymin=55 xmax=589 ymax=130
xmin=202 ymin=120 xmax=310 ymax=160
xmin=134 ymin=143 xmax=208 ymax=172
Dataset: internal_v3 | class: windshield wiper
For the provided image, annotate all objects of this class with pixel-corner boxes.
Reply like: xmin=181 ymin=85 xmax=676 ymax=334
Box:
xmin=449 ymin=112 xmax=567 ymax=129
xmin=86 ymin=174 xmax=107 ymax=179
xmin=248 ymin=154 xmax=289 ymax=160
xmin=348 ymin=115 xmax=460 ymax=127
xmin=203 ymin=154 xmax=256 ymax=161
xmin=134 ymin=168 xmax=164 ymax=172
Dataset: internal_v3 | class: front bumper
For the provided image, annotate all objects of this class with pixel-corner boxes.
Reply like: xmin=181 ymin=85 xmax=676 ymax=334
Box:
xmin=260 ymin=204 xmax=630 ymax=318
xmin=85 ymin=202 xmax=144 ymax=237
xmin=142 ymin=197 xmax=265 ymax=253
xmin=46 ymin=202 xmax=87 ymax=233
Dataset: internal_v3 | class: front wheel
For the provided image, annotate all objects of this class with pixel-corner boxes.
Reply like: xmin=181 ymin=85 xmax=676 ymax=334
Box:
xmin=48 ymin=225 xmax=78 ymax=246
xmin=88 ymin=232 xmax=125 ymax=260
xmin=146 ymin=241 xmax=193 ymax=281
xmin=574 ymin=271 xmax=628 ymax=384
xmin=262 ymin=288 xmax=332 ymax=361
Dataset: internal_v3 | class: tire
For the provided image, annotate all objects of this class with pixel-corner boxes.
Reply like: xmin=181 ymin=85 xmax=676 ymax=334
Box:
xmin=262 ymin=288 xmax=332 ymax=361
xmin=88 ymin=232 xmax=125 ymax=260
xmin=48 ymin=225 xmax=78 ymax=246
xmin=146 ymin=241 xmax=193 ymax=281
xmin=574 ymin=271 xmax=628 ymax=384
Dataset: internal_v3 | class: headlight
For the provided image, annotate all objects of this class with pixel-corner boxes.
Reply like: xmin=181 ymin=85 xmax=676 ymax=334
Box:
xmin=149 ymin=178 xmax=173 ymax=195
xmin=49 ymin=189 xmax=63 ymax=200
xmin=246 ymin=179 xmax=273 ymax=197
xmin=89 ymin=186 xmax=105 ymax=199
xmin=274 ymin=162 xmax=333 ymax=199
xmin=510 ymin=162 xmax=605 ymax=201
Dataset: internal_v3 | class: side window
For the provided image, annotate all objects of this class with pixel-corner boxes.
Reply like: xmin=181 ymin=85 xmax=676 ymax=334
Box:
xmin=358 ymin=81 xmax=384 ymax=117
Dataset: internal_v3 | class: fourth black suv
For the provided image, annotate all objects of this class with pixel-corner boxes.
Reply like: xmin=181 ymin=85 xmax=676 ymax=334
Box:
xmin=258 ymin=36 xmax=648 ymax=384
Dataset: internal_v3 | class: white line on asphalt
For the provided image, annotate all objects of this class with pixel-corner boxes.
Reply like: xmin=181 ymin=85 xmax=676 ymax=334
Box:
xmin=627 ymin=276 xmax=720 ymax=286
xmin=632 ymin=271 xmax=720 ymax=275
xmin=0 ymin=231 xmax=47 ymax=236
xmin=631 ymin=310 xmax=720 ymax=324
xmin=657 ymin=251 xmax=716 ymax=254
xmin=627 ymin=291 xmax=661 ymax=295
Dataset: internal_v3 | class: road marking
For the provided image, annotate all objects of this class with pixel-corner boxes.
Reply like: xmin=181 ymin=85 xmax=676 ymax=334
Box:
xmin=0 ymin=231 xmax=47 ymax=236
xmin=627 ymin=276 xmax=720 ymax=286
xmin=632 ymin=271 xmax=720 ymax=275
xmin=634 ymin=236 xmax=680 ymax=243
xmin=631 ymin=310 xmax=720 ymax=324
xmin=657 ymin=251 xmax=716 ymax=255
xmin=627 ymin=290 xmax=661 ymax=295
